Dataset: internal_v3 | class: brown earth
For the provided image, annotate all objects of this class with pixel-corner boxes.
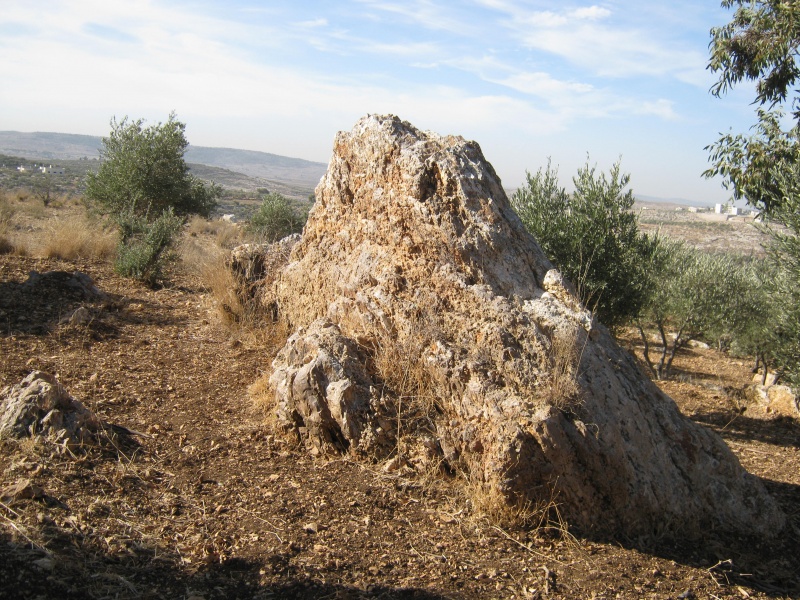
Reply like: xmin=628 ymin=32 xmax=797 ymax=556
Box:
xmin=0 ymin=229 xmax=798 ymax=599
xmin=637 ymin=207 xmax=771 ymax=255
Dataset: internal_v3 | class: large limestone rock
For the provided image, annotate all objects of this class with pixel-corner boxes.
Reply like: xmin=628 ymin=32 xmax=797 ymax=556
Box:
xmin=269 ymin=114 xmax=784 ymax=538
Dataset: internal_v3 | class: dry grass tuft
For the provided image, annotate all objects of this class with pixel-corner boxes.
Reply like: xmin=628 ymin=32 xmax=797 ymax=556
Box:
xmin=0 ymin=194 xmax=24 ymax=255
xmin=0 ymin=193 xmax=15 ymax=231
xmin=12 ymin=189 xmax=29 ymax=202
xmin=42 ymin=215 xmax=117 ymax=261
xmin=182 ymin=234 xmax=291 ymax=356
xmin=543 ymin=326 xmax=583 ymax=411
xmin=462 ymin=473 xmax=568 ymax=536
xmin=186 ymin=216 xmax=244 ymax=249
xmin=363 ymin=313 xmax=445 ymax=459
xmin=183 ymin=243 xmax=252 ymax=327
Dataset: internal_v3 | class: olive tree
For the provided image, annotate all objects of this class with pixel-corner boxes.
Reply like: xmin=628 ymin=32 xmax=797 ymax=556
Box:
xmin=512 ymin=158 xmax=657 ymax=331
xmin=636 ymin=240 xmax=755 ymax=380
xmin=86 ymin=112 xmax=218 ymax=219
xmin=247 ymin=192 xmax=306 ymax=242
xmin=85 ymin=113 xmax=219 ymax=285
xmin=706 ymin=0 xmax=800 ymax=386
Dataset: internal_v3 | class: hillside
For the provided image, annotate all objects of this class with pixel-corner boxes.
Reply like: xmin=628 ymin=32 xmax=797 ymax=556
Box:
xmin=0 ymin=131 xmax=326 ymax=193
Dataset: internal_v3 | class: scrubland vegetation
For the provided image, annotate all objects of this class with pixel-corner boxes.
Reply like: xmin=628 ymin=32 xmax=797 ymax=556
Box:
xmin=1 ymin=144 xmax=798 ymax=598
xmin=2 ymin=4 xmax=800 ymax=589
xmin=512 ymin=158 xmax=795 ymax=385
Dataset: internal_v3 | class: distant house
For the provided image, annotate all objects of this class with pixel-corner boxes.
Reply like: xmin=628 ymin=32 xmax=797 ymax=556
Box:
xmin=41 ymin=165 xmax=64 ymax=175
xmin=728 ymin=206 xmax=741 ymax=216
xmin=714 ymin=203 xmax=724 ymax=214
xmin=16 ymin=166 xmax=27 ymax=172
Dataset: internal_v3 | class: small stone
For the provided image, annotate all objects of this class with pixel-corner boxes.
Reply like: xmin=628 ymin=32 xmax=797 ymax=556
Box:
xmin=60 ymin=306 xmax=91 ymax=326
xmin=302 ymin=522 xmax=319 ymax=534
xmin=32 ymin=557 xmax=54 ymax=571
xmin=0 ymin=479 xmax=45 ymax=502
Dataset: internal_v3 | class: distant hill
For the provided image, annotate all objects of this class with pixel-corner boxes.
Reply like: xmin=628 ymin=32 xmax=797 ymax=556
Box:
xmin=635 ymin=194 xmax=713 ymax=208
xmin=0 ymin=131 xmax=327 ymax=193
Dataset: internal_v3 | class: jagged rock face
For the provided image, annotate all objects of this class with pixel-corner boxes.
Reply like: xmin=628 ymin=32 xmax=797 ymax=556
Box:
xmin=270 ymin=114 xmax=784 ymax=538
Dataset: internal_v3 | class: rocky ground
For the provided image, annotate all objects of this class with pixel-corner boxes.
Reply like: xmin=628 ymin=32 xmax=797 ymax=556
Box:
xmin=0 ymin=246 xmax=798 ymax=599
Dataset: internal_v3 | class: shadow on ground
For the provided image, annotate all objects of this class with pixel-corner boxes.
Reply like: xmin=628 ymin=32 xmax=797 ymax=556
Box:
xmin=0 ymin=270 xmax=187 ymax=338
xmin=691 ymin=410 xmax=800 ymax=449
xmin=0 ymin=533 xmax=449 ymax=600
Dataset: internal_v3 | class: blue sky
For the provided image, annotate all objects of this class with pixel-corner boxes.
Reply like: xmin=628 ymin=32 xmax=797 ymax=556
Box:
xmin=0 ymin=0 xmax=758 ymax=203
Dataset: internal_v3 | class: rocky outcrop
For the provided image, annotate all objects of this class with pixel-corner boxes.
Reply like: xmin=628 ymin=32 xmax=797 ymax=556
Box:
xmin=267 ymin=114 xmax=784 ymax=538
xmin=0 ymin=371 xmax=102 ymax=447
xmin=747 ymin=383 xmax=800 ymax=419
xmin=228 ymin=235 xmax=300 ymax=320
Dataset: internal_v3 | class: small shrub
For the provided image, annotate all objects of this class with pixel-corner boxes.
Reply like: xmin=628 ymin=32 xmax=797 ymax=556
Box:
xmin=0 ymin=235 xmax=13 ymax=255
xmin=248 ymin=193 xmax=305 ymax=242
xmin=115 ymin=209 xmax=183 ymax=285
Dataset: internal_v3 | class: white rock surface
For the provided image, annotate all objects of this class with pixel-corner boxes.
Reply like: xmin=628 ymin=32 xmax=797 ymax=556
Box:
xmin=268 ymin=114 xmax=784 ymax=538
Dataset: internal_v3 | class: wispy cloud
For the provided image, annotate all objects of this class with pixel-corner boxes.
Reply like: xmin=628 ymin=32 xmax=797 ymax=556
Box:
xmin=353 ymin=0 xmax=476 ymax=34
xmin=475 ymin=1 xmax=707 ymax=82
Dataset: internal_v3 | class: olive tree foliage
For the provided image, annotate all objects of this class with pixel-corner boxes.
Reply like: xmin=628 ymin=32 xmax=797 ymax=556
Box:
xmin=726 ymin=257 xmax=787 ymax=383
xmin=511 ymin=158 xmax=657 ymax=331
xmin=85 ymin=113 xmax=220 ymax=285
xmin=247 ymin=192 xmax=306 ymax=243
xmin=636 ymin=240 xmax=763 ymax=380
xmin=86 ymin=112 xmax=219 ymax=219
xmin=706 ymin=0 xmax=800 ymax=386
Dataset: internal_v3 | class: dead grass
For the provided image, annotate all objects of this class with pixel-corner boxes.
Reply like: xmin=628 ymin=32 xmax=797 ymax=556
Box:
xmin=0 ymin=194 xmax=25 ymax=255
xmin=0 ymin=192 xmax=15 ymax=232
xmin=462 ymin=476 xmax=540 ymax=529
xmin=543 ymin=326 xmax=583 ymax=411
xmin=365 ymin=314 xmax=445 ymax=461
xmin=459 ymin=470 xmax=570 ymax=540
xmin=181 ymin=233 xmax=291 ymax=356
xmin=186 ymin=215 xmax=245 ymax=249
xmin=182 ymin=241 xmax=250 ymax=327
xmin=41 ymin=215 xmax=117 ymax=261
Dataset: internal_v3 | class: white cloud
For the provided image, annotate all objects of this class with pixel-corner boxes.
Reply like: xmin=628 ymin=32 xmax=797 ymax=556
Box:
xmin=474 ymin=1 xmax=707 ymax=82
xmin=570 ymin=6 xmax=611 ymax=21
xmin=353 ymin=0 xmax=474 ymax=34
xmin=637 ymin=99 xmax=679 ymax=120
xmin=296 ymin=18 xmax=329 ymax=28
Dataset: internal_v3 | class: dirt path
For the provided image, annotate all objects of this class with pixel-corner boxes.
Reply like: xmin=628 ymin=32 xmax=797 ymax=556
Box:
xmin=1 ymin=254 xmax=798 ymax=599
